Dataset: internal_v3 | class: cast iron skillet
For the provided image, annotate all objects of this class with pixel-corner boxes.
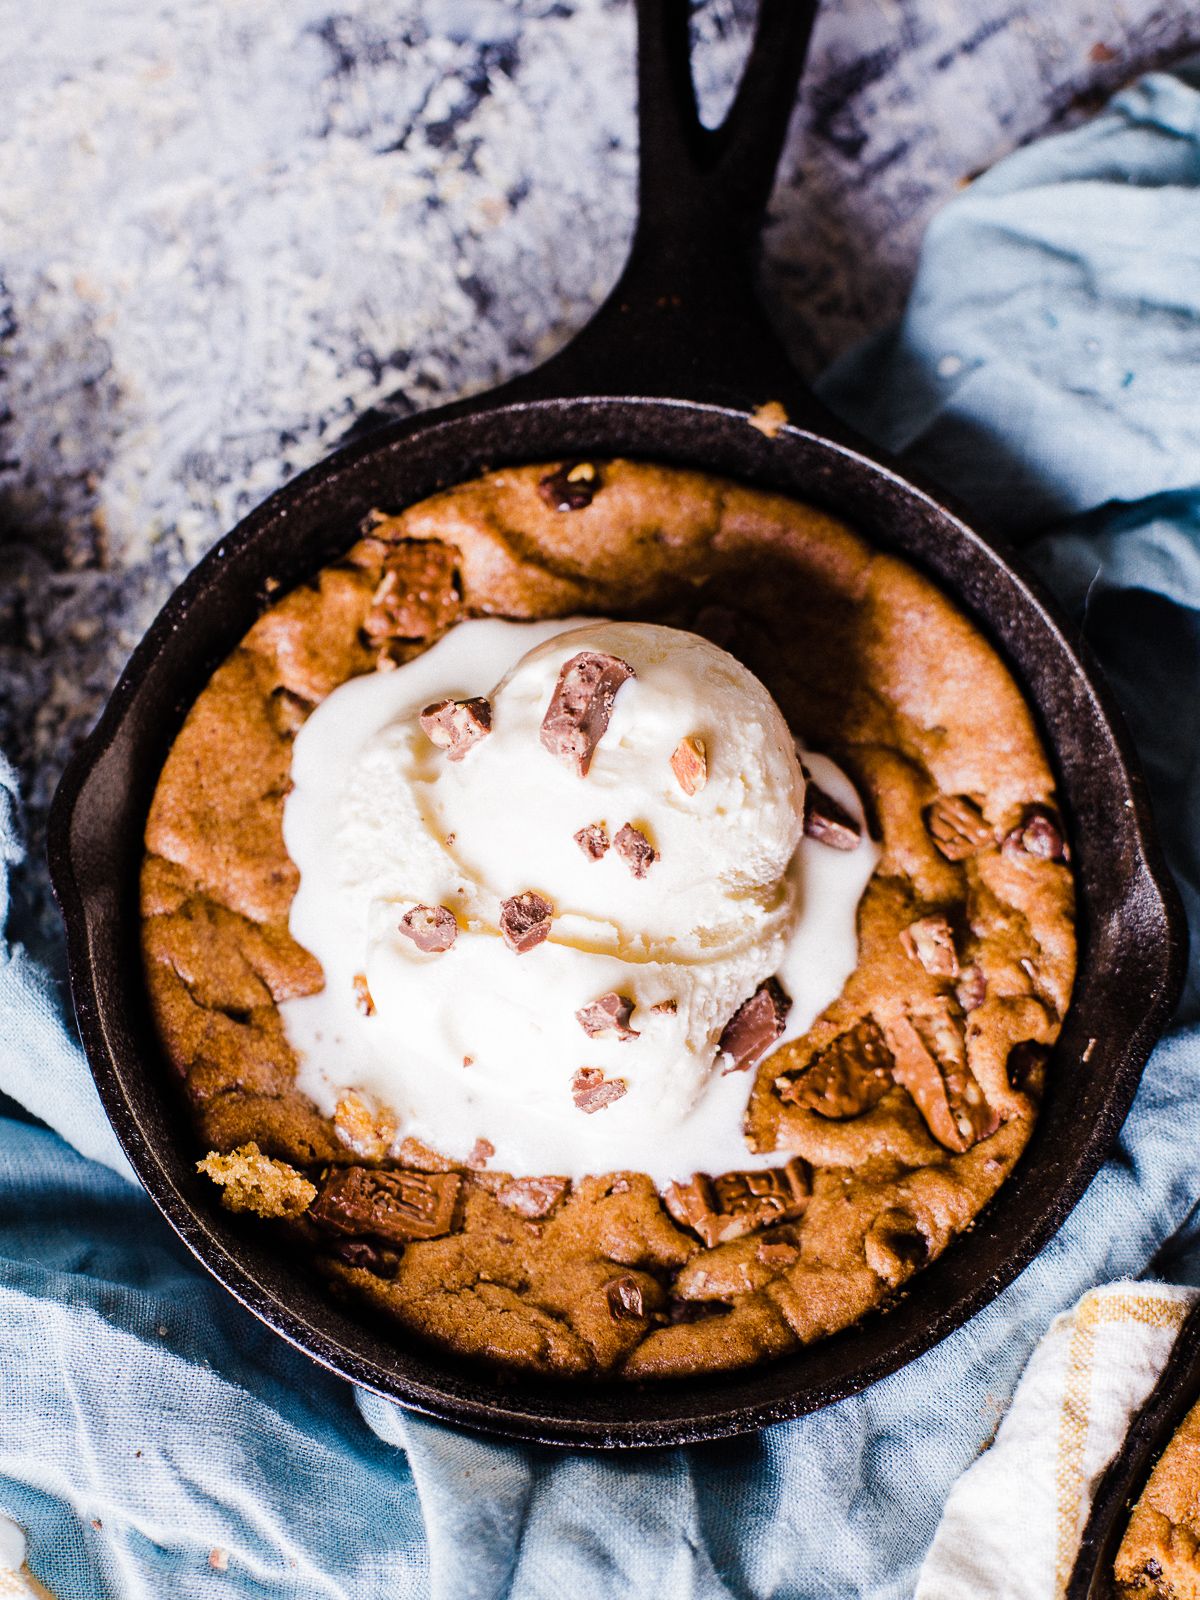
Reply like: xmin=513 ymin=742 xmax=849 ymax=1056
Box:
xmin=1068 ymin=1297 xmax=1200 ymax=1598
xmin=49 ymin=0 xmax=1185 ymax=1448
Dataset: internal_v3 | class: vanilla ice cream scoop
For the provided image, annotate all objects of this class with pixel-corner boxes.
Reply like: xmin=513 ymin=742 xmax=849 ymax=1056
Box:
xmin=281 ymin=618 xmax=877 ymax=1184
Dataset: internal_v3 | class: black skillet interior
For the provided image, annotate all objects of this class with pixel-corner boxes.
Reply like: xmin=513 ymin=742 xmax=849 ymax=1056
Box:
xmin=1068 ymin=1297 xmax=1200 ymax=1599
xmin=47 ymin=0 xmax=1186 ymax=1447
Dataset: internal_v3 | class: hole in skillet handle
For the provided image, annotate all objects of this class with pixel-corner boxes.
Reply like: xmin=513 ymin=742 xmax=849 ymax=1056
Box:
xmin=1068 ymin=1296 xmax=1200 ymax=1598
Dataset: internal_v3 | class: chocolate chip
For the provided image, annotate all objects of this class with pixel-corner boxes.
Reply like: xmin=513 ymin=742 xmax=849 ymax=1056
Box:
xmin=605 ymin=1276 xmax=645 ymax=1321
xmin=576 ymin=992 xmax=639 ymax=1041
xmin=363 ymin=540 xmax=461 ymax=643
xmin=803 ymin=782 xmax=862 ymax=850
xmin=664 ymin=1159 xmax=810 ymax=1248
xmin=574 ymin=822 xmax=610 ymax=860
xmin=1002 ymin=804 xmax=1069 ymax=863
xmin=900 ymin=914 xmax=960 ymax=978
xmin=883 ymin=1008 xmax=998 ymax=1153
xmin=613 ymin=822 xmax=658 ymax=878
xmin=499 ymin=891 xmax=553 ymax=953
xmin=419 ymin=696 xmax=492 ymax=760
xmin=538 ymin=460 xmax=602 ymax=512
xmin=540 ymin=651 xmax=636 ymax=777
xmin=670 ymin=735 xmax=708 ymax=796
xmin=310 ymin=1166 xmax=462 ymax=1244
xmin=925 ymin=795 xmax=993 ymax=861
xmin=398 ymin=904 xmax=458 ymax=953
xmin=1007 ymin=1040 xmax=1049 ymax=1095
xmin=495 ymin=1174 xmax=570 ymax=1219
xmin=571 ymin=1066 xmax=628 ymax=1113
xmin=332 ymin=1238 xmax=401 ymax=1279
xmin=719 ymin=978 xmax=791 ymax=1073
xmin=955 ymin=966 xmax=987 ymax=1013
xmin=777 ymin=1017 xmax=894 ymax=1118
xmin=353 ymin=974 xmax=375 ymax=1016
xmin=467 ymin=1138 xmax=495 ymax=1170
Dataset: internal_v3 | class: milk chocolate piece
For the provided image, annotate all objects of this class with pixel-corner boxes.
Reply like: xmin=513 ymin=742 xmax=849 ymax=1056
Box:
xmin=398 ymin=903 xmax=458 ymax=953
xmin=576 ymin=992 xmax=639 ymax=1041
xmin=613 ymin=822 xmax=658 ymax=878
xmin=925 ymin=795 xmax=993 ymax=861
xmin=495 ymin=1174 xmax=570 ymax=1219
xmin=574 ymin=822 xmax=610 ymax=860
xmin=1002 ymin=804 xmax=1069 ymax=863
xmin=499 ymin=891 xmax=553 ymax=953
xmin=540 ymin=651 xmax=635 ymax=777
xmin=665 ymin=1159 xmax=810 ymax=1248
xmin=419 ymin=696 xmax=492 ymax=760
xmin=670 ymin=735 xmax=708 ymax=796
xmin=538 ymin=460 xmax=602 ymax=512
xmin=884 ymin=1009 xmax=999 ymax=1153
xmin=777 ymin=1017 xmax=894 ymax=1119
xmin=353 ymin=974 xmax=375 ymax=1016
xmin=900 ymin=915 xmax=960 ymax=978
xmin=333 ymin=1238 xmax=402 ymax=1279
xmin=570 ymin=1066 xmax=628 ymax=1114
xmin=467 ymin=1138 xmax=495 ymax=1170
xmin=606 ymin=1276 xmax=645 ymax=1321
xmin=803 ymin=783 xmax=861 ymax=850
xmin=719 ymin=978 xmax=791 ymax=1073
xmin=310 ymin=1166 xmax=462 ymax=1244
xmin=1006 ymin=1040 xmax=1049 ymax=1096
xmin=363 ymin=540 xmax=461 ymax=643
xmin=756 ymin=1238 xmax=801 ymax=1270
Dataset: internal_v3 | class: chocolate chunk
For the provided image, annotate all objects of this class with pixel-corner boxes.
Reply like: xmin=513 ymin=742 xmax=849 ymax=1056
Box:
xmin=499 ymin=891 xmax=553 ymax=953
xmin=332 ymin=1238 xmax=402 ymax=1279
xmin=1144 ymin=1560 xmax=1163 ymax=1579
xmin=353 ymin=973 xmax=375 ymax=1016
xmin=718 ymin=978 xmax=791 ymax=1073
xmin=576 ymin=992 xmax=639 ymax=1041
xmin=670 ymin=735 xmax=708 ymax=796
xmin=574 ymin=822 xmax=610 ymax=860
xmin=804 ymin=782 xmax=862 ymax=850
xmin=495 ymin=1174 xmax=570 ymax=1219
xmin=613 ymin=823 xmax=658 ymax=878
xmin=538 ymin=460 xmax=602 ymax=512
xmin=540 ymin=651 xmax=636 ymax=777
xmin=883 ymin=1009 xmax=999 ymax=1153
xmin=776 ymin=1017 xmax=894 ymax=1118
xmin=955 ymin=966 xmax=987 ymax=1013
xmin=664 ymin=1159 xmax=810 ymax=1248
xmin=668 ymin=1297 xmax=726 ymax=1325
xmin=900 ymin=914 xmax=960 ymax=978
xmin=398 ymin=904 xmax=458 ymax=953
xmin=570 ymin=1066 xmax=628 ymax=1113
xmin=1006 ymin=1040 xmax=1049 ymax=1096
xmin=467 ymin=1138 xmax=495 ymax=1170
xmin=310 ymin=1166 xmax=462 ymax=1244
xmin=1002 ymin=804 xmax=1069 ymax=863
xmin=363 ymin=540 xmax=461 ymax=643
xmin=924 ymin=795 xmax=993 ymax=861
xmin=605 ymin=1276 xmax=645 ymax=1321
xmin=864 ymin=1208 xmax=930 ymax=1287
xmin=419 ymin=696 xmax=492 ymax=760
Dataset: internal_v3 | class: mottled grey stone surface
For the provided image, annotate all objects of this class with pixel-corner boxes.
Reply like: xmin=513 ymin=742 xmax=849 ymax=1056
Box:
xmin=2 ymin=0 xmax=1198 ymax=958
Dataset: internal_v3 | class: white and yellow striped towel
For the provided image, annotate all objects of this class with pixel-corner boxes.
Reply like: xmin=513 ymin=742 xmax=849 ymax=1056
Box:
xmin=916 ymin=1282 xmax=1198 ymax=1599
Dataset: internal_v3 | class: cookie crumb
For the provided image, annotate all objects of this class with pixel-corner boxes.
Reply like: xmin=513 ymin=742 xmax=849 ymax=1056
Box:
xmin=747 ymin=401 xmax=788 ymax=439
xmin=197 ymin=1143 xmax=316 ymax=1219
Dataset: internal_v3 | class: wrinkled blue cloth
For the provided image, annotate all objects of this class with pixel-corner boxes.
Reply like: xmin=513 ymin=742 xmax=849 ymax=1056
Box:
xmin=4 ymin=65 xmax=1200 ymax=1600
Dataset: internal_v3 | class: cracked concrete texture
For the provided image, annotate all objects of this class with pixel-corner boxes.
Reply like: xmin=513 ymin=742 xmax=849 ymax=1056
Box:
xmin=1 ymin=0 xmax=1198 ymax=962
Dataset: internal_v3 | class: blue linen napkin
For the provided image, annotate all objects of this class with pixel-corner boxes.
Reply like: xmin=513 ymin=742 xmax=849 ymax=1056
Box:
xmin=3 ymin=65 xmax=1200 ymax=1600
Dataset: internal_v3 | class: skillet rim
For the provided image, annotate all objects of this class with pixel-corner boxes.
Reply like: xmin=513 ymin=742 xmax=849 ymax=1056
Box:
xmin=47 ymin=391 xmax=1188 ymax=1448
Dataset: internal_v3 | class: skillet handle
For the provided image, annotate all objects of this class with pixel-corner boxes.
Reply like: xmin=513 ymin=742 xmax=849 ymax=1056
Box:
xmin=510 ymin=0 xmax=834 ymax=422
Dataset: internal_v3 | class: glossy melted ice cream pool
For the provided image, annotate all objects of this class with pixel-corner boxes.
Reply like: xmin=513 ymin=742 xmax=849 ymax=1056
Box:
xmin=281 ymin=620 xmax=878 ymax=1185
